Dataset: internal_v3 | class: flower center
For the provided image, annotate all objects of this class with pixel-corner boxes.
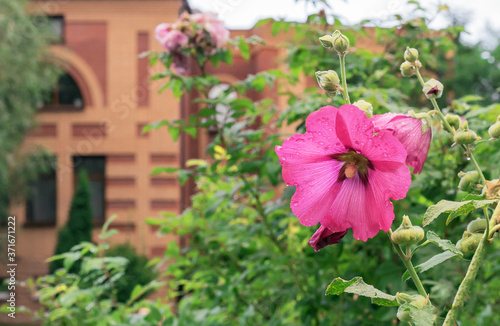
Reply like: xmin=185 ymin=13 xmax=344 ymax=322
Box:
xmin=331 ymin=150 xmax=374 ymax=185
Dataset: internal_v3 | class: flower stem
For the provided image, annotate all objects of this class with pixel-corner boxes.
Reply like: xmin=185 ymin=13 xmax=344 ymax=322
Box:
xmin=442 ymin=203 xmax=500 ymax=326
xmin=387 ymin=229 xmax=428 ymax=297
xmin=414 ymin=68 xmax=486 ymax=185
xmin=339 ymin=54 xmax=351 ymax=104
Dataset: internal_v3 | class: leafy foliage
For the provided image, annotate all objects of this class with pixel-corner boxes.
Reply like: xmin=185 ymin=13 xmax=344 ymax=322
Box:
xmin=0 ymin=0 xmax=60 ymax=220
xmin=50 ymin=171 xmax=93 ymax=273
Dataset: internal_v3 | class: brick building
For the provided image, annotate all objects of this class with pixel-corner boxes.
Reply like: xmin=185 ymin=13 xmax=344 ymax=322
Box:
xmin=0 ymin=0 xmax=287 ymax=323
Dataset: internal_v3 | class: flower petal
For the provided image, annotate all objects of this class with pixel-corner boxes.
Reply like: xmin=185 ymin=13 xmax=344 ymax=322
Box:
xmin=335 ymin=105 xmax=374 ymax=150
xmin=308 ymin=226 xmax=348 ymax=251
xmin=373 ymin=113 xmax=432 ymax=174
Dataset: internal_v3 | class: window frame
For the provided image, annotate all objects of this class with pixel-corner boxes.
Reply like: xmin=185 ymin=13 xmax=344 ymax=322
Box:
xmin=73 ymin=156 xmax=106 ymax=226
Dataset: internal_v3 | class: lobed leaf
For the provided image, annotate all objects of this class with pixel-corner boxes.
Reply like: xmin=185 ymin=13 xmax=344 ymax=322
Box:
xmin=326 ymin=277 xmax=398 ymax=307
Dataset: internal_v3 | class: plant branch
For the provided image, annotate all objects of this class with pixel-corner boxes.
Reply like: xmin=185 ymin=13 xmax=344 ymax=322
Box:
xmin=415 ymin=68 xmax=486 ymax=185
xmin=339 ymin=54 xmax=351 ymax=104
xmin=387 ymin=229 xmax=428 ymax=297
xmin=442 ymin=203 xmax=500 ymax=326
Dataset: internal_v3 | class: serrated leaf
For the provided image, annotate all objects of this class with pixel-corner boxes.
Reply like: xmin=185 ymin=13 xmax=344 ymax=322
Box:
xmin=408 ymin=304 xmax=436 ymax=326
xmin=423 ymin=199 xmax=497 ymax=226
xmin=403 ymin=251 xmax=458 ymax=282
xmin=426 ymin=231 xmax=463 ymax=256
xmin=446 ymin=199 xmax=497 ymax=225
xmin=326 ymin=277 xmax=398 ymax=307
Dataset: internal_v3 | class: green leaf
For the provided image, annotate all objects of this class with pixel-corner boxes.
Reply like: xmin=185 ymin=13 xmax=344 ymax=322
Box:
xmin=402 ymin=251 xmax=459 ymax=282
xmin=423 ymin=199 xmax=497 ymax=226
xmin=177 ymin=169 xmax=193 ymax=185
xmin=151 ymin=166 xmax=178 ymax=175
xmin=168 ymin=125 xmax=181 ymax=141
xmin=184 ymin=126 xmax=197 ymax=138
xmin=239 ymin=37 xmax=250 ymax=61
xmin=271 ymin=21 xmax=282 ymax=36
xmin=446 ymin=199 xmax=497 ymax=225
xmin=426 ymin=231 xmax=463 ymax=257
xmin=326 ymin=277 xmax=398 ymax=307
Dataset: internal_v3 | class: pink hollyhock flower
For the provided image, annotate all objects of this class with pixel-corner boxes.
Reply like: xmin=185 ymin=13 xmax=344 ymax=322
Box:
xmin=373 ymin=113 xmax=432 ymax=174
xmin=155 ymin=25 xmax=189 ymax=52
xmin=155 ymin=23 xmax=172 ymax=41
xmin=192 ymin=12 xmax=229 ymax=48
xmin=276 ymin=105 xmax=411 ymax=244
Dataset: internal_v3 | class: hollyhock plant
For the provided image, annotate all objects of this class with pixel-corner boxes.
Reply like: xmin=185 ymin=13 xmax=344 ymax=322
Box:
xmin=155 ymin=12 xmax=229 ymax=59
xmin=373 ymin=112 xmax=432 ymax=174
xmin=276 ymin=105 xmax=411 ymax=244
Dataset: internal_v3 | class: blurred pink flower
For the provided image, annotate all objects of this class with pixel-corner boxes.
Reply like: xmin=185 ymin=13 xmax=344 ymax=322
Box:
xmin=373 ymin=113 xmax=432 ymax=174
xmin=155 ymin=25 xmax=188 ymax=52
xmin=192 ymin=12 xmax=229 ymax=48
xmin=276 ymin=105 xmax=411 ymax=245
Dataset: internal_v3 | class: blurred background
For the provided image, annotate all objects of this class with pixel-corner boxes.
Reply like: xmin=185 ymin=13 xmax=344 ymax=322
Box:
xmin=1 ymin=0 xmax=499 ymax=325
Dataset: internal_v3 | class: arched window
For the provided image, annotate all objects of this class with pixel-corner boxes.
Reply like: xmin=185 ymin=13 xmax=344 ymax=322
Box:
xmin=41 ymin=73 xmax=84 ymax=111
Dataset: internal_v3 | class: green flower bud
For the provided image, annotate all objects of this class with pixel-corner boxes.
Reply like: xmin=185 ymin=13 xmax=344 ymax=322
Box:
xmin=391 ymin=215 xmax=425 ymax=245
xmin=445 ymin=113 xmax=461 ymax=130
xmin=353 ymin=100 xmax=373 ymax=118
xmin=409 ymin=110 xmax=432 ymax=134
xmin=396 ymin=294 xmax=429 ymax=323
xmin=331 ymin=30 xmax=350 ymax=55
xmin=315 ymin=70 xmax=341 ymax=96
xmin=422 ymin=78 xmax=444 ymax=99
xmin=404 ymin=47 xmax=419 ymax=63
xmin=456 ymin=231 xmax=482 ymax=254
xmin=319 ymin=34 xmax=333 ymax=49
xmin=454 ymin=129 xmax=479 ymax=145
xmin=397 ymin=306 xmax=412 ymax=323
xmin=400 ymin=61 xmax=415 ymax=77
xmin=488 ymin=116 xmax=500 ymax=140
xmin=458 ymin=171 xmax=480 ymax=192
xmin=467 ymin=218 xmax=487 ymax=233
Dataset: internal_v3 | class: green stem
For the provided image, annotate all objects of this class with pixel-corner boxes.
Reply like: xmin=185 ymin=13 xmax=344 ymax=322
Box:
xmin=387 ymin=229 xmax=428 ymax=297
xmin=415 ymin=68 xmax=486 ymax=185
xmin=442 ymin=204 xmax=500 ymax=326
xmin=339 ymin=54 xmax=350 ymax=104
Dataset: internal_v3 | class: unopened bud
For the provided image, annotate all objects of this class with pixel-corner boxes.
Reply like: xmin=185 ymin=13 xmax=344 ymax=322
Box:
xmin=315 ymin=70 xmax=341 ymax=96
xmin=396 ymin=294 xmax=429 ymax=323
xmin=353 ymin=100 xmax=373 ymax=118
xmin=404 ymin=47 xmax=419 ymax=62
xmin=319 ymin=34 xmax=333 ymax=48
xmin=456 ymin=231 xmax=482 ymax=254
xmin=400 ymin=61 xmax=415 ymax=77
xmin=467 ymin=218 xmax=487 ymax=234
xmin=391 ymin=215 xmax=424 ymax=245
xmin=454 ymin=129 xmax=479 ymax=145
xmin=458 ymin=171 xmax=480 ymax=192
xmin=445 ymin=113 xmax=461 ymax=130
xmin=422 ymin=79 xmax=444 ymax=99
xmin=488 ymin=116 xmax=500 ymax=140
xmin=332 ymin=30 xmax=350 ymax=55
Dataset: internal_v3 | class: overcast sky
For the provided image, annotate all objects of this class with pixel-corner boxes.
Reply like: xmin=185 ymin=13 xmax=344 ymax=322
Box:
xmin=189 ymin=0 xmax=500 ymax=48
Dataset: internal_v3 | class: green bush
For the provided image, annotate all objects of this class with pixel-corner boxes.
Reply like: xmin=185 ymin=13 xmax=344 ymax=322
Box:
xmin=50 ymin=171 xmax=93 ymax=273
xmin=105 ymin=244 xmax=158 ymax=303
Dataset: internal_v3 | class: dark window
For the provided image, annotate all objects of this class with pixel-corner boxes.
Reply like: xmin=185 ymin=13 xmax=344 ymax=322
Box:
xmin=26 ymin=160 xmax=57 ymax=226
xmin=73 ymin=156 xmax=105 ymax=224
xmin=49 ymin=15 xmax=64 ymax=43
xmin=41 ymin=73 xmax=84 ymax=111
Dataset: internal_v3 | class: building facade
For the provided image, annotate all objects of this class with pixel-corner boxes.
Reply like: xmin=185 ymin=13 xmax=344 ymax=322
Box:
xmin=0 ymin=0 xmax=287 ymax=323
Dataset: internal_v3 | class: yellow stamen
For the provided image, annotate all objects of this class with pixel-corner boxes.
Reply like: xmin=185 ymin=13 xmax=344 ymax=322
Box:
xmin=345 ymin=164 xmax=356 ymax=179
